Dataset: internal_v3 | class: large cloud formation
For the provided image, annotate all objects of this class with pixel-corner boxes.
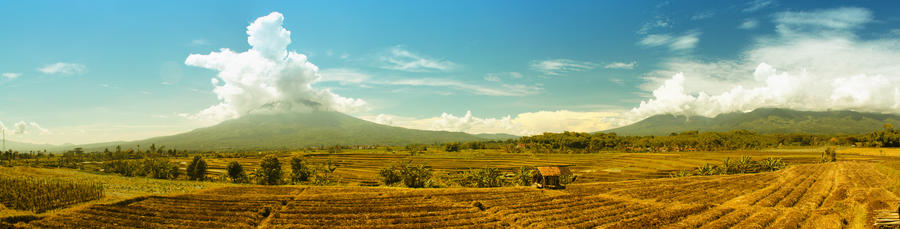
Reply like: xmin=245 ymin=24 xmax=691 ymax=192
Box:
xmin=367 ymin=110 xmax=623 ymax=136
xmin=631 ymin=7 xmax=900 ymax=119
xmin=185 ymin=12 xmax=365 ymax=122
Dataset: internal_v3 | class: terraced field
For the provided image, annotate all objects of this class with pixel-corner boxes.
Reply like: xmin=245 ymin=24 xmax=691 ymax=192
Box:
xmin=25 ymin=161 xmax=899 ymax=228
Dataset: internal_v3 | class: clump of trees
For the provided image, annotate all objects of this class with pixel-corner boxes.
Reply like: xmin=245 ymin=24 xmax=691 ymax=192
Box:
xmin=454 ymin=167 xmax=505 ymax=188
xmin=670 ymin=156 xmax=787 ymax=178
xmin=101 ymin=158 xmax=179 ymax=179
xmin=379 ymin=161 xmax=434 ymax=188
xmin=860 ymin=124 xmax=900 ymax=147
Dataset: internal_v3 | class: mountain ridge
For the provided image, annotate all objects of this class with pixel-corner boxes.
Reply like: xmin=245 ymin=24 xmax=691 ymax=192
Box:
xmin=605 ymin=108 xmax=900 ymax=136
xmin=72 ymin=111 xmax=486 ymax=151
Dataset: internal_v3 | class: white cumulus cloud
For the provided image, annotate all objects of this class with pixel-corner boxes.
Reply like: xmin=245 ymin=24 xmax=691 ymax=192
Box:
xmin=184 ymin=12 xmax=366 ymax=123
xmin=630 ymin=7 xmax=900 ymax=121
xmin=365 ymin=110 xmax=624 ymax=136
xmin=38 ymin=62 xmax=87 ymax=75
xmin=13 ymin=121 xmax=27 ymax=134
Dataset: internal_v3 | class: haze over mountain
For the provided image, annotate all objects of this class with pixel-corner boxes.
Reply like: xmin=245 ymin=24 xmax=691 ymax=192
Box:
xmin=73 ymin=111 xmax=485 ymax=151
xmin=606 ymin=108 xmax=900 ymax=136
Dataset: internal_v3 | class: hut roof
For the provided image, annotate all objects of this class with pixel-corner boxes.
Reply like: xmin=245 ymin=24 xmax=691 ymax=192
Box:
xmin=536 ymin=166 xmax=571 ymax=176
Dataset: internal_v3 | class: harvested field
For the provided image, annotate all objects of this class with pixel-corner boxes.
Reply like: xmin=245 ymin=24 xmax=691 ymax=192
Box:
xmin=25 ymin=161 xmax=900 ymax=228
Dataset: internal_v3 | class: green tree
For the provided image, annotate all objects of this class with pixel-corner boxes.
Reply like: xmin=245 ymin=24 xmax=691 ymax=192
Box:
xmin=290 ymin=157 xmax=311 ymax=184
xmin=187 ymin=156 xmax=207 ymax=181
xmin=258 ymin=154 xmax=283 ymax=185
xmin=226 ymin=161 xmax=247 ymax=183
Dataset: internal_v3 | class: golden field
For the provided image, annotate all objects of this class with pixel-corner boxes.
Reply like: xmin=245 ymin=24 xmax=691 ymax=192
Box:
xmin=3 ymin=148 xmax=900 ymax=228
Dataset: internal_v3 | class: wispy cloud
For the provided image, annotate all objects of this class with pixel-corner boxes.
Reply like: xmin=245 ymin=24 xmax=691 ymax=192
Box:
xmin=739 ymin=19 xmax=759 ymax=30
xmin=531 ymin=59 xmax=596 ymax=76
xmin=389 ymin=78 xmax=542 ymax=96
xmin=37 ymin=62 xmax=87 ymax=75
xmin=2 ymin=73 xmax=21 ymax=79
xmin=774 ymin=7 xmax=872 ymax=32
xmin=691 ymin=11 xmax=714 ymax=21
xmin=380 ymin=46 xmax=458 ymax=72
xmin=483 ymin=72 xmax=523 ymax=82
xmin=604 ymin=61 xmax=637 ymax=70
xmin=318 ymin=68 xmax=371 ymax=84
xmin=190 ymin=39 xmax=210 ymax=46
xmin=743 ymin=0 xmax=774 ymax=13
xmin=637 ymin=17 xmax=670 ymax=35
xmin=638 ymin=31 xmax=700 ymax=51
xmin=483 ymin=75 xmax=501 ymax=82
xmin=315 ymin=68 xmax=539 ymax=96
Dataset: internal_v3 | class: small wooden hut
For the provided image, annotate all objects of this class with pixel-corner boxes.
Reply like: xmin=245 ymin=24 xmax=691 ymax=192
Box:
xmin=534 ymin=166 xmax=575 ymax=189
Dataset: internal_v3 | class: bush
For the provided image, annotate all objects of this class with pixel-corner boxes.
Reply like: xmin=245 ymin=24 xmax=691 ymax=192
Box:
xmin=444 ymin=142 xmax=461 ymax=152
xmin=187 ymin=156 xmax=207 ymax=181
xmin=379 ymin=161 xmax=433 ymax=188
xmin=102 ymin=160 xmax=140 ymax=177
xmin=759 ymin=157 xmax=786 ymax=171
xmin=670 ymin=156 xmax=788 ymax=177
xmin=379 ymin=167 xmax=402 ymax=186
xmin=312 ymin=160 xmax=339 ymax=186
xmin=226 ymin=161 xmax=247 ymax=183
xmin=456 ymin=167 xmax=505 ymax=188
xmin=258 ymin=155 xmax=283 ymax=185
xmin=514 ymin=166 xmax=535 ymax=186
xmin=502 ymin=143 xmax=522 ymax=154
xmin=822 ymin=147 xmax=837 ymax=162
xmin=141 ymin=158 xmax=180 ymax=179
xmin=290 ymin=157 xmax=311 ymax=184
xmin=400 ymin=163 xmax=432 ymax=188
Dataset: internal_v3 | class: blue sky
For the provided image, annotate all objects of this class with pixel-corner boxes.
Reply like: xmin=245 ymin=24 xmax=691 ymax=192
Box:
xmin=2 ymin=0 xmax=900 ymax=144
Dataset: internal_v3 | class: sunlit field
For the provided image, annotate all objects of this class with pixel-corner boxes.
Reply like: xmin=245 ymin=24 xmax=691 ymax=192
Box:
xmin=3 ymin=147 xmax=900 ymax=228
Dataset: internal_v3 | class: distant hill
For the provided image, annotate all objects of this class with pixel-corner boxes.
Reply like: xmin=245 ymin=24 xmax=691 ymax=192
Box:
xmin=473 ymin=133 xmax=520 ymax=141
xmin=606 ymin=108 xmax=900 ymax=136
xmin=83 ymin=111 xmax=485 ymax=151
xmin=1 ymin=140 xmax=65 ymax=152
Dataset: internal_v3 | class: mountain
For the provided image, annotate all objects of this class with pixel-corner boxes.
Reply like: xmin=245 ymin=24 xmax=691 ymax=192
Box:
xmin=606 ymin=108 xmax=900 ymax=136
xmin=473 ymin=133 xmax=520 ymax=141
xmin=84 ymin=111 xmax=485 ymax=151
